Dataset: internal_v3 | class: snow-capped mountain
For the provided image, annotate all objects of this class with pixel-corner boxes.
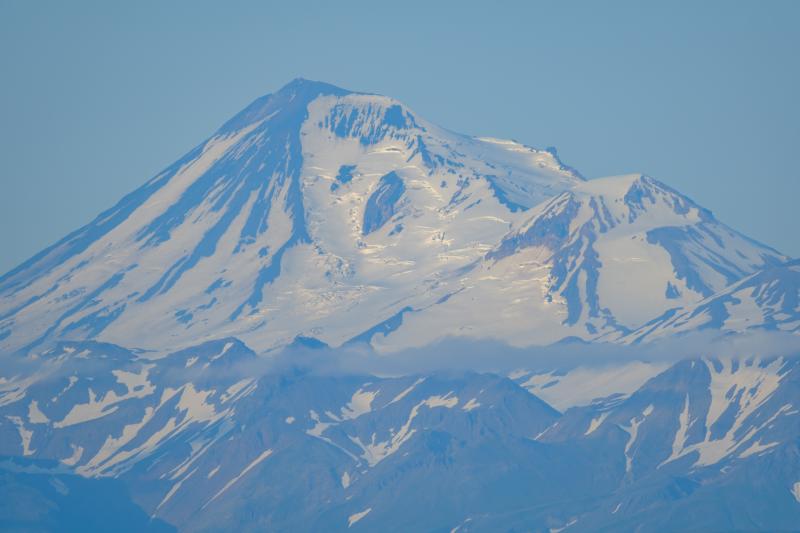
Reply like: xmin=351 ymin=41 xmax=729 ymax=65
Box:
xmin=0 ymin=79 xmax=583 ymax=355
xmin=1 ymin=78 xmax=799 ymax=531
xmin=0 ymin=79 xmax=789 ymax=356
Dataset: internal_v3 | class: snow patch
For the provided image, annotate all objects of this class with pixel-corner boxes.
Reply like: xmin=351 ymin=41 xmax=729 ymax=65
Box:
xmin=423 ymin=392 xmax=458 ymax=408
xmin=61 ymin=444 xmax=84 ymax=466
xmin=584 ymin=412 xmax=609 ymax=435
xmin=520 ymin=362 xmax=665 ymax=411
xmin=348 ymin=508 xmax=371 ymax=527
xmin=341 ymin=388 xmax=379 ymax=419
xmin=738 ymin=440 xmax=780 ymax=458
xmin=351 ymin=393 xmax=459 ymax=466
xmin=203 ymin=449 xmax=273 ymax=508
xmin=462 ymin=398 xmax=481 ymax=412
xmin=6 ymin=416 xmax=35 ymax=456
xmin=27 ymin=400 xmax=49 ymax=424
xmin=620 ymin=405 xmax=654 ymax=473
xmin=389 ymin=378 xmax=425 ymax=404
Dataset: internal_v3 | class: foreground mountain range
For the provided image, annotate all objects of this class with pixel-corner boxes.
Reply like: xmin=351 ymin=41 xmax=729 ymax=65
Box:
xmin=1 ymin=79 xmax=798 ymax=531
xmin=1 ymin=339 xmax=799 ymax=531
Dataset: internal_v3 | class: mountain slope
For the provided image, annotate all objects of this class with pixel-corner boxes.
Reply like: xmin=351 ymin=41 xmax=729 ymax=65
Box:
xmin=0 ymin=79 xmax=584 ymax=355
xmin=628 ymin=258 xmax=800 ymax=342
xmin=487 ymin=174 xmax=786 ymax=334
xmin=0 ymin=79 xmax=789 ymax=355
xmin=538 ymin=355 xmax=800 ymax=532
xmin=0 ymin=456 xmax=175 ymax=533
xmin=2 ymin=339 xmax=799 ymax=532
xmin=376 ymin=174 xmax=786 ymax=349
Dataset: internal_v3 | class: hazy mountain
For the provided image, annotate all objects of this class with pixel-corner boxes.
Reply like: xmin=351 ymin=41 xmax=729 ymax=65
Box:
xmin=1 ymin=79 xmax=798 ymax=532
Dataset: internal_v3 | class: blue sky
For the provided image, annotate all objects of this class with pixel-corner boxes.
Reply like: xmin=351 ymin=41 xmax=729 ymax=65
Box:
xmin=1 ymin=0 xmax=798 ymax=273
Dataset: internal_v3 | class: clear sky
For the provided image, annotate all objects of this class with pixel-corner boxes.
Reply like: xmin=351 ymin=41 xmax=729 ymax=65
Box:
xmin=1 ymin=0 xmax=798 ymax=274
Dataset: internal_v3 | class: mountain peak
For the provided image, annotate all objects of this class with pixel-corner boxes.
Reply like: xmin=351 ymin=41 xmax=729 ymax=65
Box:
xmin=568 ymin=173 xmax=714 ymax=225
xmin=277 ymin=77 xmax=351 ymax=96
xmin=575 ymin=172 xmax=645 ymax=194
xmin=218 ymin=78 xmax=351 ymax=134
xmin=574 ymin=173 xmax=668 ymax=201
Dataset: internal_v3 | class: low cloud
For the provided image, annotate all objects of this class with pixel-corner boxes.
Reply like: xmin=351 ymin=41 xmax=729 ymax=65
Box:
xmin=259 ymin=329 xmax=800 ymax=377
xmin=4 ymin=330 xmax=798 ymax=384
